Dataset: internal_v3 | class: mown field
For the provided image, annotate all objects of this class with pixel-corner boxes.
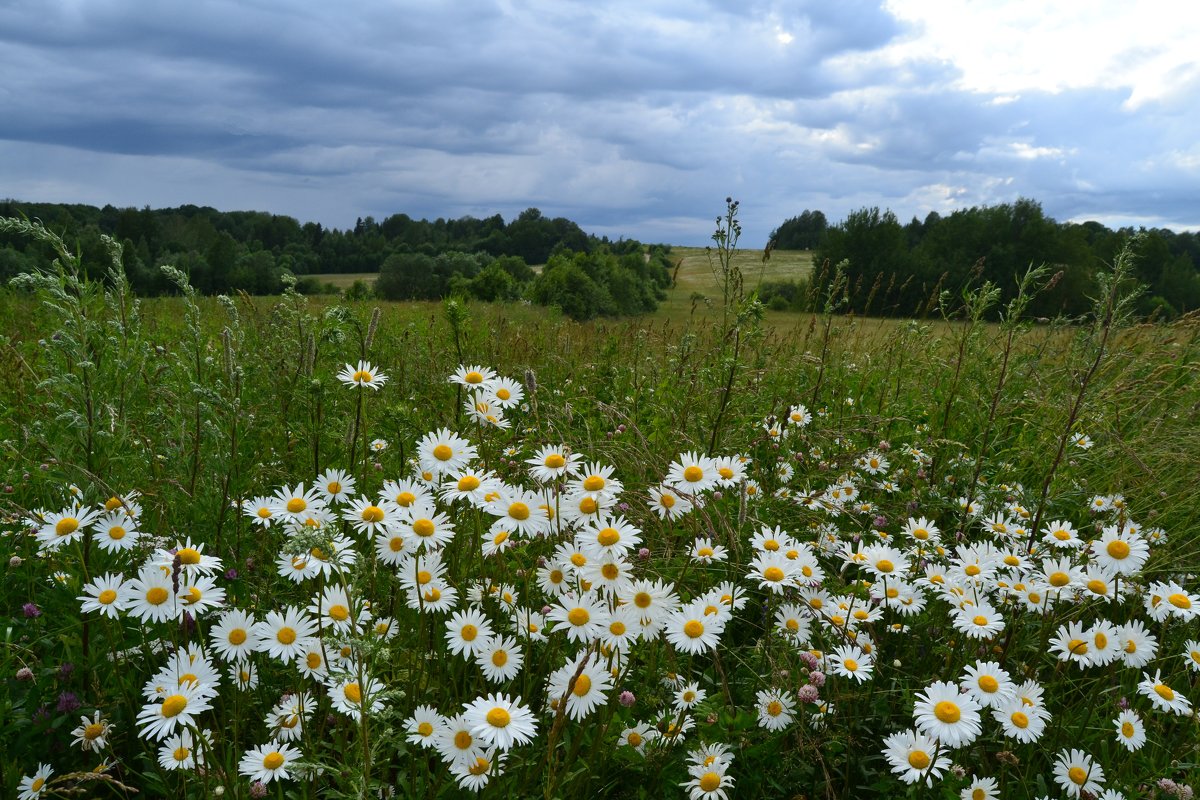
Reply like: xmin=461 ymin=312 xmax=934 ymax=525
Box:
xmin=1 ymin=221 xmax=1198 ymax=800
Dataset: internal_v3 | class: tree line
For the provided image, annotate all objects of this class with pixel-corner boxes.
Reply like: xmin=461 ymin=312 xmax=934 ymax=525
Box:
xmin=766 ymin=199 xmax=1200 ymax=319
xmin=0 ymin=201 xmax=671 ymax=319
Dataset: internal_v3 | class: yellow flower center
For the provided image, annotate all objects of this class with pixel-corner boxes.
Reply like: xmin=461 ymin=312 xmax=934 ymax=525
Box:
xmin=608 ymin=620 xmax=627 ymax=636
xmin=432 ymin=444 xmax=454 ymax=461
xmin=573 ymin=674 xmax=592 ymax=696
xmin=577 ymin=497 xmax=597 ymax=515
xmin=108 ymin=526 xmax=127 ymax=540
xmin=570 ymin=553 xmax=587 ymax=567
xmin=184 ymin=587 xmax=202 ymax=605
xmin=464 ymin=371 xmax=484 ymax=384
xmin=1067 ymin=638 xmax=1088 ymax=655
xmin=1068 ymin=766 xmax=1087 ymax=785
xmin=416 ymin=570 xmax=432 ymax=585
xmin=388 ymin=537 xmax=404 ymax=552
xmin=491 ymin=650 xmax=508 ymax=667
xmin=423 ymin=588 xmax=441 ymax=602
xmin=1049 ymin=571 xmax=1070 ymax=587
xmin=597 ymin=527 xmax=620 ymax=547
xmin=634 ymin=592 xmax=652 ymax=608
xmin=277 ymin=626 xmax=297 ymax=645
xmin=352 ymin=370 xmax=372 ymax=383
xmin=628 ymin=731 xmax=643 ymax=746
xmin=660 ymin=493 xmax=676 ymax=508
xmin=263 ymin=751 xmax=285 ymax=770
xmin=1106 ymin=540 xmax=1131 ymax=559
xmin=306 ymin=652 xmax=322 ymax=669
xmin=1010 ymin=711 xmax=1029 ymax=728
xmin=684 ymin=620 xmax=705 ymax=638
xmin=583 ymin=475 xmax=606 ymax=492
xmin=173 ymin=746 xmax=190 ymax=761
xmin=1087 ymin=579 xmax=1108 ymax=595
xmin=908 ymin=750 xmax=930 ymax=769
xmin=454 ymin=730 xmax=473 ymax=749
xmin=329 ymin=604 xmax=349 ymax=621
xmin=105 ymin=495 xmax=124 ymax=511
xmin=767 ymin=700 xmax=783 ymax=716
xmin=343 ymin=683 xmax=362 ymax=704
xmin=98 ymin=589 xmax=118 ymax=605
xmin=1094 ymin=632 xmax=1108 ymax=649
xmin=601 ymin=563 xmax=619 ymax=580
xmin=683 ymin=465 xmax=704 ymax=482
xmin=785 ymin=619 xmax=799 ymax=632
xmin=257 ymin=507 xmax=272 ymax=519
xmin=508 ymin=502 xmax=530 ymax=521
xmin=876 ymin=559 xmax=894 ymax=573
xmin=417 ymin=721 xmax=433 ymax=736
xmin=457 ymin=476 xmax=480 ymax=492
xmin=697 ymin=547 xmax=714 ymax=558
xmin=56 ymin=517 xmax=79 ymax=536
xmin=567 ymin=608 xmax=590 ymax=626
xmin=493 ymin=531 xmax=509 ymax=545
xmin=965 ymin=565 xmax=981 ymax=577
xmin=161 ymin=695 xmax=188 ymax=718
xmin=486 ymin=707 xmax=511 ymax=727
xmin=1121 ymin=721 xmax=1135 ymax=737
xmin=84 ymin=722 xmax=105 ymax=739
xmin=146 ymin=587 xmax=169 ymax=606
xmin=978 ymin=675 xmax=999 ymax=693
xmin=360 ymin=505 xmax=384 ymax=523
xmin=934 ymin=701 xmax=960 ymax=723
xmin=412 ymin=518 xmax=435 ymax=537
xmin=461 ymin=624 xmax=478 ymax=641
xmin=286 ymin=498 xmax=306 ymax=513
xmin=1155 ymin=683 xmax=1175 ymax=701
xmin=469 ymin=757 xmax=490 ymax=776
xmin=764 ymin=566 xmax=785 ymax=582
xmin=843 ymin=658 xmax=859 ymax=672
xmin=699 ymin=773 xmax=721 ymax=792
xmin=1168 ymin=593 xmax=1192 ymax=609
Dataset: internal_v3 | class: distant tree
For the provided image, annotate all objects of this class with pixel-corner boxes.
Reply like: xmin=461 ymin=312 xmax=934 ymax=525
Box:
xmin=770 ymin=209 xmax=827 ymax=250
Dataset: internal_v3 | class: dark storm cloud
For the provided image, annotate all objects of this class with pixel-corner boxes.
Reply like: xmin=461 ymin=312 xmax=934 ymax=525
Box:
xmin=1 ymin=0 xmax=1196 ymax=243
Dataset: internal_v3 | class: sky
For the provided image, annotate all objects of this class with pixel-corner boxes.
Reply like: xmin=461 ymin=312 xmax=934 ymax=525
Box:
xmin=2 ymin=0 xmax=1199 ymax=245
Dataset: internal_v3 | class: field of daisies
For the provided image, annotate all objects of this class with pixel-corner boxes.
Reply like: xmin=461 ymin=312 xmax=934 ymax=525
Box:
xmin=2 ymin=219 xmax=1199 ymax=800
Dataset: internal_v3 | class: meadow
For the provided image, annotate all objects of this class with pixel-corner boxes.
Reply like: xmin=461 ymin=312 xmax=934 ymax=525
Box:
xmin=1 ymin=217 xmax=1199 ymax=800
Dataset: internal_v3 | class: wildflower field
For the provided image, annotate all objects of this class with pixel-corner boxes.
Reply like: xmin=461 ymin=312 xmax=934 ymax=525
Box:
xmin=1 ymin=214 xmax=1199 ymax=800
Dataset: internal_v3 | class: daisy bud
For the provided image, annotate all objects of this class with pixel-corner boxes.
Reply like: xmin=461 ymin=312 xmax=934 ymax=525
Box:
xmin=619 ymin=691 xmax=636 ymax=707
xmin=797 ymin=684 xmax=819 ymax=703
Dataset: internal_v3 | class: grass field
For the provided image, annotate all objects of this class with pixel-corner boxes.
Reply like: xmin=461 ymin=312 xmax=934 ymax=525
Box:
xmin=2 ymin=222 xmax=1198 ymax=799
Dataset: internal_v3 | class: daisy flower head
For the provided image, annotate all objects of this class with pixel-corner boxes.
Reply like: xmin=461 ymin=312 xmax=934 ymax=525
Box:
xmin=450 ymin=364 xmax=497 ymax=392
xmin=664 ymin=600 xmax=726 ymax=655
xmin=786 ymin=403 xmax=812 ymax=427
xmin=1091 ymin=528 xmax=1149 ymax=575
xmin=450 ymin=748 xmax=507 ymax=793
xmin=961 ymin=776 xmax=998 ymax=800
xmin=254 ymin=606 xmax=317 ymax=663
xmin=307 ymin=584 xmax=366 ymax=634
xmin=959 ymin=661 xmax=1016 ymax=709
xmin=570 ymin=461 xmax=623 ymax=498
xmin=756 ymin=688 xmax=796 ymax=731
xmin=1138 ymin=670 xmax=1192 ymax=715
xmin=902 ymin=516 xmax=941 ymax=545
xmin=647 ymin=484 xmax=693 ymax=520
xmin=828 ymin=644 xmax=873 ymax=683
xmin=1183 ymin=639 xmax=1200 ymax=673
xmin=404 ymin=504 xmax=457 ymax=551
xmin=445 ymin=608 xmax=495 ymax=659
xmin=338 ymin=360 xmax=388 ymax=390
xmin=1053 ymin=748 xmax=1104 ymax=798
xmin=91 ymin=510 xmax=141 ymax=552
xmin=465 ymin=395 xmax=510 ymax=429
xmin=546 ymin=653 xmax=612 ymax=721
xmin=992 ymin=698 xmax=1048 ymax=743
xmin=681 ymin=762 xmax=734 ymax=800
xmin=547 ymin=592 xmax=611 ymax=644
xmin=578 ymin=516 xmax=641 ymax=559
xmin=1115 ymin=620 xmax=1158 ymax=668
xmin=774 ymin=604 xmax=812 ymax=643
xmin=489 ymin=488 xmax=552 ymax=538
xmin=417 ymin=428 xmax=478 ymax=477
xmin=711 ymin=455 xmax=745 ymax=487
xmin=35 ymin=503 xmax=99 ymax=551
xmin=158 ymin=728 xmax=208 ymax=771
xmin=463 ymin=693 xmax=538 ymax=751
xmin=666 ymin=450 xmax=719 ymax=495
xmin=231 ymin=661 xmax=259 ymax=690
xmin=1114 ymin=709 xmax=1146 ymax=751
xmin=488 ymin=375 xmax=524 ymax=408
xmin=619 ymin=722 xmax=658 ymax=754
xmin=690 ymin=536 xmax=728 ymax=564
xmin=239 ymin=740 xmax=303 ymax=785
xmin=746 ymin=551 xmax=798 ymax=594
xmin=342 ymin=496 xmax=398 ymax=537
xmin=136 ymin=680 xmax=218 ymax=741
xmin=406 ymin=705 xmax=445 ymax=748
xmin=476 ymin=635 xmax=524 ymax=683
xmin=912 ymin=680 xmax=982 ymax=748
xmin=78 ymin=572 xmax=130 ymax=620
xmin=441 ymin=468 xmax=501 ymax=508
xmin=436 ymin=712 xmax=486 ymax=769
xmin=270 ymin=483 xmax=326 ymax=523
xmin=17 ymin=763 xmax=53 ymax=800
xmin=525 ymin=444 xmax=581 ymax=483
xmin=243 ymin=496 xmax=278 ymax=528
xmin=1145 ymin=580 xmax=1199 ymax=622
xmin=267 ymin=693 xmax=313 ymax=742
xmin=674 ymin=682 xmax=708 ymax=711
xmin=327 ymin=673 xmax=385 ymax=721
xmin=71 ymin=710 xmax=113 ymax=752
xmin=126 ymin=564 xmax=180 ymax=624
xmin=1042 ymin=519 xmax=1083 ymax=549
xmin=882 ymin=729 xmax=950 ymax=786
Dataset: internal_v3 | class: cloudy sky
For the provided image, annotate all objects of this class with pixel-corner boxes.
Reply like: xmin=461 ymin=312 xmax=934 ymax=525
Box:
xmin=2 ymin=0 xmax=1198 ymax=245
